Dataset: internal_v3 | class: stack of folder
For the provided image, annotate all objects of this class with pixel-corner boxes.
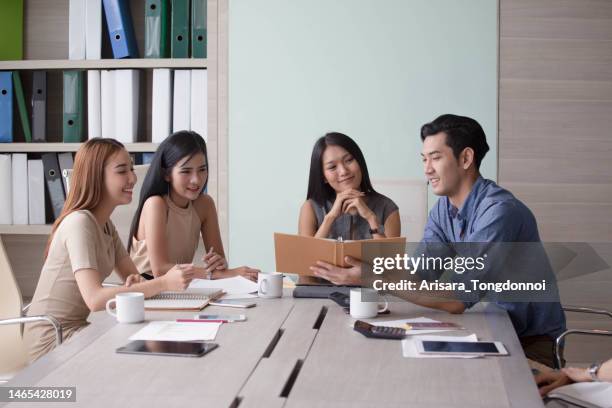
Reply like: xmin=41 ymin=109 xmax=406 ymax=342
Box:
xmin=146 ymin=0 xmax=207 ymax=59
xmin=0 ymin=152 xmax=74 ymax=225
xmin=153 ymin=68 xmax=208 ymax=142
xmin=0 ymin=71 xmax=32 ymax=144
xmin=67 ymin=0 xmax=207 ymax=60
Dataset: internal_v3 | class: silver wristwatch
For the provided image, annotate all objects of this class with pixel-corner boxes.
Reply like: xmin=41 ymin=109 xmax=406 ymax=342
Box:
xmin=589 ymin=361 xmax=602 ymax=382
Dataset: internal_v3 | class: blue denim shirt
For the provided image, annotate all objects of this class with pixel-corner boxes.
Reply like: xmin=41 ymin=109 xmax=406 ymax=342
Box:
xmin=421 ymin=177 xmax=566 ymax=339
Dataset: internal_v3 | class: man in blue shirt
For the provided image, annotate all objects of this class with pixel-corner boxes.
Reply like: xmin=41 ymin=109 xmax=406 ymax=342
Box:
xmin=416 ymin=114 xmax=565 ymax=367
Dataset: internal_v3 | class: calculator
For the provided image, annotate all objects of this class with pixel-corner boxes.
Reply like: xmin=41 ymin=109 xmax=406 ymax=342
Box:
xmin=353 ymin=320 xmax=406 ymax=340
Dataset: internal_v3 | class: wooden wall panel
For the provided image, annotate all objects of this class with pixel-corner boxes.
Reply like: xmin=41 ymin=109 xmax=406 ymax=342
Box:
xmin=499 ymin=0 xmax=612 ymax=364
xmin=499 ymin=0 xmax=612 ymax=242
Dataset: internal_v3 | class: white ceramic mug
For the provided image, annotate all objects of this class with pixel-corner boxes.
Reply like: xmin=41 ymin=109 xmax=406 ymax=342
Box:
xmin=105 ymin=292 xmax=145 ymax=323
xmin=258 ymin=272 xmax=283 ymax=298
xmin=350 ymin=288 xmax=388 ymax=319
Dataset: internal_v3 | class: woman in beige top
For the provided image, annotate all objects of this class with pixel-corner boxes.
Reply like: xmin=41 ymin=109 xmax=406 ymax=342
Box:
xmin=24 ymin=139 xmax=195 ymax=362
xmin=128 ymin=131 xmax=259 ymax=280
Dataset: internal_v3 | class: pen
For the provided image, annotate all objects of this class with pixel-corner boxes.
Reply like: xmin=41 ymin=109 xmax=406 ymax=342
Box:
xmin=176 ymin=319 xmax=229 ymax=323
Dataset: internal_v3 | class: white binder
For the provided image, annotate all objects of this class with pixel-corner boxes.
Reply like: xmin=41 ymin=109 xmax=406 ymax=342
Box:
xmin=190 ymin=69 xmax=207 ymax=141
xmin=101 ymin=70 xmax=115 ymax=139
xmin=28 ymin=160 xmax=46 ymax=225
xmin=152 ymin=69 xmax=173 ymax=143
xmin=85 ymin=0 xmax=102 ymax=60
xmin=115 ymin=69 xmax=140 ymax=143
xmin=0 ymin=155 xmax=12 ymax=225
xmin=11 ymin=153 xmax=28 ymax=225
xmin=173 ymin=70 xmax=191 ymax=132
xmin=68 ymin=0 xmax=86 ymax=60
xmin=87 ymin=70 xmax=102 ymax=139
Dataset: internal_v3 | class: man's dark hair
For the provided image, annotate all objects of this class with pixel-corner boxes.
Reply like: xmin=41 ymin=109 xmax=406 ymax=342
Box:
xmin=420 ymin=114 xmax=490 ymax=169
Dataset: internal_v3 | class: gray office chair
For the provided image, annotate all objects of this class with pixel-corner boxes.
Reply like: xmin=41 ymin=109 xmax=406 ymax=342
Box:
xmin=554 ymin=305 xmax=612 ymax=369
xmin=0 ymin=237 xmax=62 ymax=381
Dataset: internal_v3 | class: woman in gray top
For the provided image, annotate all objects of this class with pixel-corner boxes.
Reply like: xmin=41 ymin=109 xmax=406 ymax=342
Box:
xmin=298 ymin=132 xmax=401 ymax=283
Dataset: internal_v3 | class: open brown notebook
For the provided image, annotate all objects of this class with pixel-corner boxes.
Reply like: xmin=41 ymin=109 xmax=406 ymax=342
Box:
xmin=274 ymin=233 xmax=406 ymax=277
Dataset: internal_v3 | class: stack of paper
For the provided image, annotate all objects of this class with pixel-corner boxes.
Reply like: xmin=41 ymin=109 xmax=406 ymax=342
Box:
xmin=129 ymin=321 xmax=221 ymax=342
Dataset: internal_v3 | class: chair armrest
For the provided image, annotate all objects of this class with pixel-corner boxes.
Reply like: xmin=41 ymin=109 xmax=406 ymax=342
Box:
xmin=554 ymin=329 xmax=612 ymax=369
xmin=563 ymin=305 xmax=612 ymax=319
xmin=0 ymin=315 xmax=63 ymax=346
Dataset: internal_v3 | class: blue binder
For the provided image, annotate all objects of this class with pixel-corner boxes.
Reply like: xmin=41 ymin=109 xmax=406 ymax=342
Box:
xmin=102 ymin=0 xmax=139 ymax=58
xmin=0 ymin=71 xmax=13 ymax=143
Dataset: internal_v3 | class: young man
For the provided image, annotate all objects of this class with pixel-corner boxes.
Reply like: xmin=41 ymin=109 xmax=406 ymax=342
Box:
xmin=416 ymin=114 xmax=565 ymax=367
xmin=312 ymin=114 xmax=566 ymax=367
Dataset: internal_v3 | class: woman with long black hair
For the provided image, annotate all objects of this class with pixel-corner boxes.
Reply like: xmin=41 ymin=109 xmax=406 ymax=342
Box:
xmin=128 ymin=131 xmax=259 ymax=281
xmin=298 ymin=132 xmax=401 ymax=284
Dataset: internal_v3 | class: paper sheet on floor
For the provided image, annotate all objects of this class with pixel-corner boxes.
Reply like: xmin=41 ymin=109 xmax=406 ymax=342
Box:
xmin=402 ymin=333 xmax=481 ymax=359
xmin=129 ymin=321 xmax=221 ymax=342
xmin=189 ymin=276 xmax=258 ymax=295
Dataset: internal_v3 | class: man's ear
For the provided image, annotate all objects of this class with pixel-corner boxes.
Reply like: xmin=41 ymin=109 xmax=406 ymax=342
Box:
xmin=461 ymin=147 xmax=475 ymax=170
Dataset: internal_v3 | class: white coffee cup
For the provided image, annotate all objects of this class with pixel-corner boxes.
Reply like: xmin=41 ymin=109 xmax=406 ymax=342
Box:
xmin=350 ymin=288 xmax=388 ymax=319
xmin=258 ymin=272 xmax=283 ymax=298
xmin=105 ymin=292 xmax=145 ymax=323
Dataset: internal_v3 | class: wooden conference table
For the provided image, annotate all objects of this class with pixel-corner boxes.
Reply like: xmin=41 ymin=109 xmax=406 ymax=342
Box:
xmin=2 ymin=290 xmax=544 ymax=407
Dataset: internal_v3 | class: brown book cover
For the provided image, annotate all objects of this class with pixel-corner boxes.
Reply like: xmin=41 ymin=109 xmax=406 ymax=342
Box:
xmin=274 ymin=233 xmax=406 ymax=276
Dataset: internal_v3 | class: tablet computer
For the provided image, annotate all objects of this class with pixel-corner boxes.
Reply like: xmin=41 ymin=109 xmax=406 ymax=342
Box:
xmin=415 ymin=340 xmax=508 ymax=356
xmin=116 ymin=340 xmax=218 ymax=357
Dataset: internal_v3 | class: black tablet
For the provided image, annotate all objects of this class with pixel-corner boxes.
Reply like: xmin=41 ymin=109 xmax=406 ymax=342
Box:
xmin=116 ymin=340 xmax=218 ymax=357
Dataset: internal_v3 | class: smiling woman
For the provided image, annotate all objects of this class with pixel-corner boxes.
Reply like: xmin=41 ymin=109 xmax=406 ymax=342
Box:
xmin=128 ymin=131 xmax=259 ymax=282
xmin=298 ymin=132 xmax=401 ymax=284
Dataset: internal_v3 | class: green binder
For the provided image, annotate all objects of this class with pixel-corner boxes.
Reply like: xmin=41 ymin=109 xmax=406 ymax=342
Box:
xmin=171 ymin=0 xmax=190 ymax=58
xmin=145 ymin=0 xmax=170 ymax=58
xmin=191 ymin=0 xmax=206 ymax=58
xmin=62 ymin=71 xmax=84 ymax=143
xmin=0 ymin=0 xmax=23 ymax=61
xmin=12 ymin=71 xmax=31 ymax=142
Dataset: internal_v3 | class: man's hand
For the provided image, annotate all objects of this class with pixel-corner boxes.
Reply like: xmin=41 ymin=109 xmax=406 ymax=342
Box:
xmin=310 ymin=256 xmax=362 ymax=285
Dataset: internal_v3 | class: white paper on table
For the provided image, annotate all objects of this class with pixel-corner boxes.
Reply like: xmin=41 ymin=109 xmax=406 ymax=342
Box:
xmin=189 ymin=276 xmax=258 ymax=295
xmin=129 ymin=321 xmax=221 ymax=342
xmin=402 ymin=333 xmax=480 ymax=359
xmin=220 ymin=293 xmax=258 ymax=300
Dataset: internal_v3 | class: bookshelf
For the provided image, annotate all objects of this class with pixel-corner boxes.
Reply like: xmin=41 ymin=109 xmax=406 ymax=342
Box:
xmin=0 ymin=143 xmax=158 ymax=153
xmin=0 ymin=0 xmax=228 ymax=298
xmin=0 ymin=225 xmax=52 ymax=235
xmin=0 ymin=58 xmax=207 ymax=70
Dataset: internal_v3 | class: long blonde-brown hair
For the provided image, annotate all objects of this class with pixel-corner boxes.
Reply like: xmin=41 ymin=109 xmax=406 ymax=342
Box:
xmin=45 ymin=138 xmax=125 ymax=258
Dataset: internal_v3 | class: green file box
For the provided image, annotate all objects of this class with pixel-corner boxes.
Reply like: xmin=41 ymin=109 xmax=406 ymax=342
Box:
xmin=191 ymin=0 xmax=207 ymax=58
xmin=63 ymin=71 xmax=84 ymax=143
xmin=145 ymin=0 xmax=170 ymax=58
xmin=171 ymin=0 xmax=190 ymax=58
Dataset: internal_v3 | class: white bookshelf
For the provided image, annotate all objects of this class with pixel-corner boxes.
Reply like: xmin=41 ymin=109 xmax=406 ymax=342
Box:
xmin=0 ymin=143 xmax=158 ymax=153
xmin=0 ymin=225 xmax=52 ymax=235
xmin=0 ymin=58 xmax=207 ymax=71
xmin=2 ymin=0 xmax=226 ymax=299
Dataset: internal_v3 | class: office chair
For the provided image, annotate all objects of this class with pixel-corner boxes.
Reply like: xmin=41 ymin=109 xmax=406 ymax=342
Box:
xmin=554 ymin=305 xmax=612 ymax=369
xmin=0 ymin=237 xmax=62 ymax=382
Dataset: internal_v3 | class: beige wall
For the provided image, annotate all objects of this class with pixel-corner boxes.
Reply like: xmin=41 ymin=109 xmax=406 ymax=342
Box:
xmin=499 ymin=0 xmax=612 ymax=364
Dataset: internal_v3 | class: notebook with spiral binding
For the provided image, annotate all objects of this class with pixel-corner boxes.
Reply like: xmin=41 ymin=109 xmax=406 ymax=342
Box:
xmin=145 ymin=288 xmax=225 ymax=311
